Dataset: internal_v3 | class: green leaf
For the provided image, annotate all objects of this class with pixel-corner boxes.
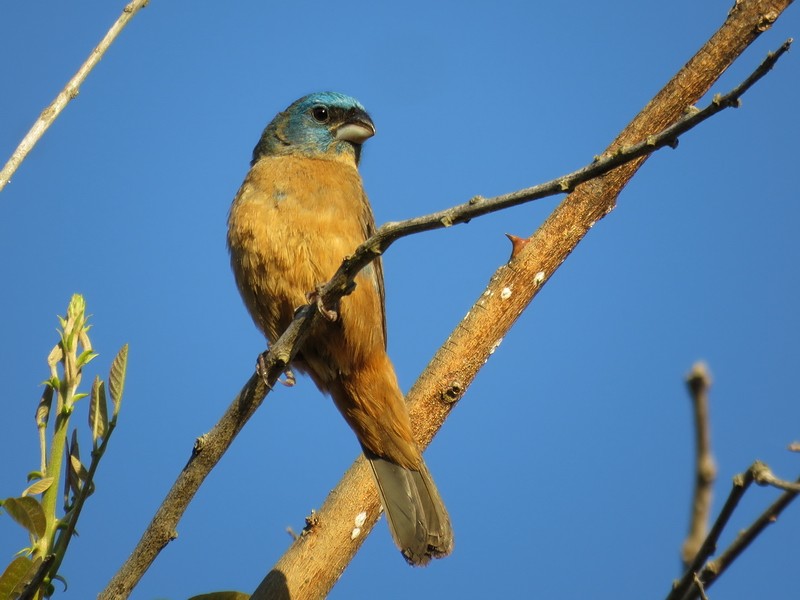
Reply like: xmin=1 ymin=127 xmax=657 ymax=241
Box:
xmin=64 ymin=431 xmax=89 ymax=500
xmin=67 ymin=431 xmax=93 ymax=497
xmin=76 ymin=350 xmax=98 ymax=368
xmin=0 ymin=556 xmax=39 ymax=599
xmin=73 ymin=392 xmax=89 ymax=402
xmin=109 ymin=344 xmax=128 ymax=417
xmin=22 ymin=477 xmax=54 ymax=497
xmin=68 ymin=294 xmax=85 ymax=317
xmin=36 ymin=387 xmax=53 ymax=429
xmin=47 ymin=344 xmax=63 ymax=369
xmin=65 ymin=432 xmax=80 ymax=500
xmin=89 ymin=376 xmax=108 ymax=443
xmin=2 ymin=497 xmax=46 ymax=538
xmin=69 ymin=454 xmax=89 ymax=486
xmin=43 ymin=376 xmax=60 ymax=390
xmin=79 ymin=326 xmax=93 ymax=353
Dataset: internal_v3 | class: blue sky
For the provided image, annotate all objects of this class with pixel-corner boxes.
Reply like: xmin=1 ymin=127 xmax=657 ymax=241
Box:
xmin=1 ymin=2 xmax=798 ymax=599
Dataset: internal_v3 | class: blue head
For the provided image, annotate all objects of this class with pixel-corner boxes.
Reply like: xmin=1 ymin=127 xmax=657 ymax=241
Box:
xmin=252 ymin=92 xmax=375 ymax=165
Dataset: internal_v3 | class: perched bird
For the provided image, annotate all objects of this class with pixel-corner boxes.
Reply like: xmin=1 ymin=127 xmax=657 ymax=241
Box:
xmin=227 ymin=92 xmax=453 ymax=565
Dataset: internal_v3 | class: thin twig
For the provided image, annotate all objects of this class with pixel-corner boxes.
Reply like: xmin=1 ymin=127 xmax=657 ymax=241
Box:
xmin=681 ymin=362 xmax=717 ymax=568
xmin=669 ymin=468 xmax=756 ymax=600
xmin=671 ymin=461 xmax=800 ymax=600
xmin=0 ymin=0 xmax=149 ymax=193
xmin=692 ymin=574 xmax=710 ymax=600
xmin=675 ymin=464 xmax=800 ymax=600
xmin=310 ymin=38 xmax=794 ymax=319
xmin=692 ymin=472 xmax=800 ymax=597
xmin=751 ymin=461 xmax=800 ymax=493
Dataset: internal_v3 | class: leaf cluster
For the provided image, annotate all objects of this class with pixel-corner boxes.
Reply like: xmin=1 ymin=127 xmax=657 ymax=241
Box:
xmin=0 ymin=295 xmax=128 ymax=599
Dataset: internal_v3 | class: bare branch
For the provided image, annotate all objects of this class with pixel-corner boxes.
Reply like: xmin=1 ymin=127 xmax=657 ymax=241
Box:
xmin=681 ymin=362 xmax=717 ymax=568
xmin=751 ymin=461 xmax=800 ymax=493
xmin=250 ymin=5 xmax=795 ymax=599
xmin=98 ymin=2 xmax=794 ymax=597
xmin=669 ymin=468 xmax=756 ymax=600
xmin=322 ymin=36 xmax=793 ymax=284
xmin=0 ymin=0 xmax=149 ymax=193
xmin=674 ymin=463 xmax=800 ymax=600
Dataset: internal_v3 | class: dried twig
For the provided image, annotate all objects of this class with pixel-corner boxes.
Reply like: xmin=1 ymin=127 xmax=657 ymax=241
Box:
xmin=669 ymin=468 xmax=756 ymax=600
xmin=0 ymin=0 xmax=149 ymax=192
xmin=692 ymin=471 xmax=799 ymax=597
xmin=672 ymin=463 xmax=800 ymax=600
xmin=681 ymin=362 xmax=717 ymax=567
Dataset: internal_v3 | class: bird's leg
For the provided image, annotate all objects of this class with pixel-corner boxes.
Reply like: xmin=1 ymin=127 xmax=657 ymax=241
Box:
xmin=256 ymin=349 xmax=296 ymax=387
xmin=306 ymin=284 xmax=344 ymax=322
xmin=279 ymin=367 xmax=296 ymax=387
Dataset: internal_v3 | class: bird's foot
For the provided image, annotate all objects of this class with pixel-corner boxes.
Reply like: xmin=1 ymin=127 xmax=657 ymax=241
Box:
xmin=256 ymin=351 xmax=272 ymax=387
xmin=278 ymin=367 xmax=296 ymax=387
xmin=256 ymin=350 xmax=296 ymax=388
xmin=307 ymin=286 xmax=339 ymax=321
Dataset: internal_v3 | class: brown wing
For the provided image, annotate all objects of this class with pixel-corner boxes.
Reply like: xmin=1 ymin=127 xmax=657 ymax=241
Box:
xmin=359 ymin=189 xmax=388 ymax=349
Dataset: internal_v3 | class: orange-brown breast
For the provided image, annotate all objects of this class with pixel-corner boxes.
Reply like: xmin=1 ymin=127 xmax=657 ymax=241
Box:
xmin=227 ymin=154 xmax=386 ymax=383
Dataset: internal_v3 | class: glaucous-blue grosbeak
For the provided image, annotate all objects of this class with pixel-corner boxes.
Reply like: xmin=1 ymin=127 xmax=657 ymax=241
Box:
xmin=227 ymin=92 xmax=453 ymax=565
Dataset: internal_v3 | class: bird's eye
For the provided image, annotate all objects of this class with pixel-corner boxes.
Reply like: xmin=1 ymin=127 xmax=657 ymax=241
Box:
xmin=311 ymin=105 xmax=329 ymax=123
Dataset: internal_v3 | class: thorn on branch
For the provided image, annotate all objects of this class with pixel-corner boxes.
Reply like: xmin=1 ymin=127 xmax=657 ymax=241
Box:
xmin=505 ymin=233 xmax=530 ymax=261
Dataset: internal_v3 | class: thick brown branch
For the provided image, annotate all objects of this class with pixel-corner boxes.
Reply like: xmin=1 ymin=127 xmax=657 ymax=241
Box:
xmin=0 ymin=0 xmax=149 ymax=193
xmin=681 ymin=362 xmax=717 ymax=568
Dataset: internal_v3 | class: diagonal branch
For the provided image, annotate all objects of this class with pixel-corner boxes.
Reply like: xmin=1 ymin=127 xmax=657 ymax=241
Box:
xmin=691 ymin=472 xmax=799 ymax=598
xmin=0 ymin=0 xmax=149 ymax=193
xmin=670 ymin=462 xmax=799 ymax=600
xmin=100 ymin=2 xmax=794 ymax=598
xmin=318 ymin=37 xmax=791 ymax=307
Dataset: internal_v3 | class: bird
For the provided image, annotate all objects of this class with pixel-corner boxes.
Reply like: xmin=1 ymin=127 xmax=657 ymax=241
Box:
xmin=227 ymin=91 xmax=453 ymax=565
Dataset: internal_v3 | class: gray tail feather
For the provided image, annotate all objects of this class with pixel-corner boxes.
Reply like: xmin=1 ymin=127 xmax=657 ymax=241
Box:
xmin=365 ymin=449 xmax=454 ymax=566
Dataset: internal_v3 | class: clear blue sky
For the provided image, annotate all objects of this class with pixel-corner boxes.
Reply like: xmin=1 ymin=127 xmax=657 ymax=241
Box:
xmin=1 ymin=2 xmax=798 ymax=599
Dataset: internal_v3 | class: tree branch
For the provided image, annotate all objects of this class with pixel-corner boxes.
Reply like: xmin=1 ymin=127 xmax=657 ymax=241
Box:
xmin=99 ymin=1 xmax=794 ymax=597
xmin=247 ymin=1 xmax=794 ymax=597
xmin=670 ymin=463 xmax=799 ymax=600
xmin=692 ymin=471 xmax=799 ymax=598
xmin=681 ymin=362 xmax=717 ymax=568
xmin=0 ymin=0 xmax=149 ymax=193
